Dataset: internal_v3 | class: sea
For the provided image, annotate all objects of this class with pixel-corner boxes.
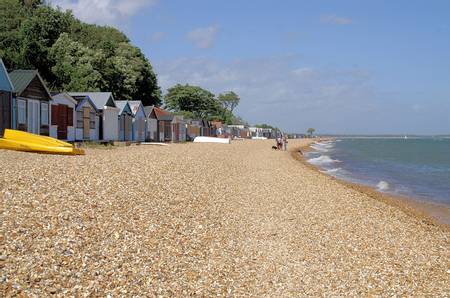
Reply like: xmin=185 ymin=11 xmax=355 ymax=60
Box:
xmin=306 ymin=137 xmax=450 ymax=212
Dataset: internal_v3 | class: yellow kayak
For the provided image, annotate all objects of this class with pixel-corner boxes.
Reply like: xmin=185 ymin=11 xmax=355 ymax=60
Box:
xmin=3 ymin=129 xmax=73 ymax=147
xmin=0 ymin=129 xmax=85 ymax=155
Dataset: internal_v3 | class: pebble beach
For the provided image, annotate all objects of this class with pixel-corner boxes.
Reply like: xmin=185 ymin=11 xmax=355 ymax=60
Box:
xmin=1 ymin=139 xmax=449 ymax=296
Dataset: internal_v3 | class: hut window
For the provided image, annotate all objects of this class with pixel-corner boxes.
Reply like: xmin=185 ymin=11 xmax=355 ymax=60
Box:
xmin=77 ymin=111 xmax=83 ymax=128
xmin=41 ymin=102 xmax=49 ymax=125
xmin=18 ymin=99 xmax=26 ymax=124
xmin=90 ymin=111 xmax=95 ymax=129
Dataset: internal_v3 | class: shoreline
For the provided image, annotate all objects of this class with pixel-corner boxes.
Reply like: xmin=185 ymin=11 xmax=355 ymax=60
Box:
xmin=291 ymin=139 xmax=450 ymax=232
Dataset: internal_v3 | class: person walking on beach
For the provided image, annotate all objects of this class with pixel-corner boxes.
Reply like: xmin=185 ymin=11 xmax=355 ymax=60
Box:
xmin=276 ymin=136 xmax=282 ymax=150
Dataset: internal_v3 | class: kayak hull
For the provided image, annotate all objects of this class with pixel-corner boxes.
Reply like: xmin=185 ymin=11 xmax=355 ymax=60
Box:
xmin=0 ymin=129 xmax=85 ymax=155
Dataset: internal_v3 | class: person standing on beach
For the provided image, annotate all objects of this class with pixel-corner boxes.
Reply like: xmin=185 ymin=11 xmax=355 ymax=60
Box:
xmin=276 ymin=136 xmax=282 ymax=150
xmin=283 ymin=134 xmax=288 ymax=151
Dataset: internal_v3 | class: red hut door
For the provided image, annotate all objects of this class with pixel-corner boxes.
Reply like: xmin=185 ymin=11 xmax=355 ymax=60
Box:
xmin=57 ymin=104 xmax=68 ymax=139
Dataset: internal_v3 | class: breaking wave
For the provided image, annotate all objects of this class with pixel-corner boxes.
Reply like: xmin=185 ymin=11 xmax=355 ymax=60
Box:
xmin=376 ymin=181 xmax=390 ymax=191
xmin=308 ymin=155 xmax=340 ymax=165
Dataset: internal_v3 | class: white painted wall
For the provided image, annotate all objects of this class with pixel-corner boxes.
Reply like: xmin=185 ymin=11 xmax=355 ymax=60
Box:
xmin=102 ymin=107 xmax=119 ymax=141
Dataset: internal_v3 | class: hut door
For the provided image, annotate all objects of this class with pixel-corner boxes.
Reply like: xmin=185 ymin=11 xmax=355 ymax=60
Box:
xmin=57 ymin=104 xmax=68 ymax=139
xmin=125 ymin=115 xmax=132 ymax=141
xmin=83 ymin=107 xmax=90 ymax=139
xmin=27 ymin=99 xmax=40 ymax=134
xmin=0 ymin=92 xmax=11 ymax=136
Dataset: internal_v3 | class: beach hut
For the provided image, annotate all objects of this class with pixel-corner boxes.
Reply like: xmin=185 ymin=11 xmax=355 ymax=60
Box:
xmin=151 ymin=106 xmax=171 ymax=142
xmin=144 ymin=106 xmax=158 ymax=141
xmin=171 ymin=115 xmax=186 ymax=142
xmin=186 ymin=119 xmax=203 ymax=140
xmin=0 ymin=59 xmax=14 ymax=136
xmin=115 ymin=101 xmax=133 ymax=141
xmin=73 ymin=95 xmax=99 ymax=141
xmin=50 ymin=92 xmax=77 ymax=141
xmin=69 ymin=92 xmax=119 ymax=141
xmin=158 ymin=114 xmax=174 ymax=142
xmin=9 ymin=70 xmax=52 ymax=136
xmin=128 ymin=100 xmax=146 ymax=142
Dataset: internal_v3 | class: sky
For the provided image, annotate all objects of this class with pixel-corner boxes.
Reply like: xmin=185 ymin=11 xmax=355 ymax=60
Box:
xmin=51 ymin=0 xmax=450 ymax=135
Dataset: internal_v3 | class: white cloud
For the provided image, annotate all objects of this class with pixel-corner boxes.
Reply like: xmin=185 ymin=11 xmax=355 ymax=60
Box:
xmin=320 ymin=15 xmax=353 ymax=25
xmin=154 ymin=57 xmax=377 ymax=132
xmin=51 ymin=0 xmax=158 ymax=26
xmin=186 ymin=26 xmax=218 ymax=49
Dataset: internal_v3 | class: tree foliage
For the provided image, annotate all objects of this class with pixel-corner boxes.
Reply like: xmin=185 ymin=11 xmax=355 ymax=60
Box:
xmin=218 ymin=91 xmax=240 ymax=113
xmin=164 ymin=84 xmax=243 ymax=123
xmin=164 ymin=84 xmax=218 ymax=119
xmin=255 ymin=123 xmax=275 ymax=129
xmin=307 ymin=127 xmax=315 ymax=137
xmin=0 ymin=0 xmax=161 ymax=105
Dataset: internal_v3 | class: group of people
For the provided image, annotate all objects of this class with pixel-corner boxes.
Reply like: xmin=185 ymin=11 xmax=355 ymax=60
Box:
xmin=276 ymin=135 xmax=288 ymax=151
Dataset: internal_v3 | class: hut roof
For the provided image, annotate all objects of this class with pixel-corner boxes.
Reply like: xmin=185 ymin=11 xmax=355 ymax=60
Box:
xmin=0 ymin=58 xmax=14 ymax=92
xmin=8 ymin=69 xmax=51 ymax=99
xmin=68 ymin=92 xmax=116 ymax=110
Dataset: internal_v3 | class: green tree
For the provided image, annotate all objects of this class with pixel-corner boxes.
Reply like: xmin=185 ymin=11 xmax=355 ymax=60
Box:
xmin=164 ymin=84 xmax=217 ymax=118
xmin=0 ymin=0 xmax=30 ymax=69
xmin=255 ymin=123 xmax=275 ymax=129
xmin=218 ymin=91 xmax=240 ymax=113
xmin=307 ymin=128 xmax=315 ymax=137
xmin=18 ymin=5 xmax=73 ymax=81
xmin=50 ymin=33 xmax=105 ymax=91
xmin=0 ymin=0 xmax=161 ymax=105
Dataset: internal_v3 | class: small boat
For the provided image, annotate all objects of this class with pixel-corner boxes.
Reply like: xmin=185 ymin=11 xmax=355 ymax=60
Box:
xmin=140 ymin=142 xmax=169 ymax=146
xmin=0 ymin=129 xmax=85 ymax=155
xmin=193 ymin=136 xmax=231 ymax=144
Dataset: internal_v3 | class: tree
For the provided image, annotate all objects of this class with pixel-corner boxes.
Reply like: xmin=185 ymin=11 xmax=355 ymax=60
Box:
xmin=218 ymin=91 xmax=240 ymax=113
xmin=50 ymin=33 xmax=105 ymax=91
xmin=255 ymin=123 xmax=275 ymax=129
xmin=18 ymin=5 xmax=73 ymax=81
xmin=164 ymin=84 xmax=217 ymax=118
xmin=0 ymin=0 xmax=161 ymax=105
xmin=307 ymin=128 xmax=315 ymax=137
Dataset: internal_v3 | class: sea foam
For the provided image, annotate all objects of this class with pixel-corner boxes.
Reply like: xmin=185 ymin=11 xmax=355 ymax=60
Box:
xmin=376 ymin=181 xmax=390 ymax=191
xmin=308 ymin=155 xmax=340 ymax=165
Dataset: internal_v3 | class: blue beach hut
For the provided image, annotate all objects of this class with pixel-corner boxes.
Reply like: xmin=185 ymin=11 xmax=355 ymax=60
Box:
xmin=0 ymin=59 xmax=14 ymax=136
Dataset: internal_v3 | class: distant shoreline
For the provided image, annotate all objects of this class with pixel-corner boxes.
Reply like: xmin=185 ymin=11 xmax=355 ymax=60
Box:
xmin=291 ymin=139 xmax=450 ymax=231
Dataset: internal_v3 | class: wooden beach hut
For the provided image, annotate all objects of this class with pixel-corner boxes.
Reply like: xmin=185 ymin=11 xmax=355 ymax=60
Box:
xmin=50 ymin=92 xmax=77 ymax=141
xmin=186 ymin=119 xmax=203 ymax=140
xmin=144 ymin=105 xmax=158 ymax=141
xmin=69 ymin=92 xmax=119 ymax=141
xmin=73 ymin=95 xmax=99 ymax=141
xmin=171 ymin=115 xmax=186 ymax=142
xmin=9 ymin=70 xmax=52 ymax=136
xmin=128 ymin=100 xmax=146 ymax=142
xmin=158 ymin=114 xmax=174 ymax=142
xmin=0 ymin=59 xmax=14 ymax=136
xmin=115 ymin=101 xmax=133 ymax=141
xmin=152 ymin=106 xmax=171 ymax=142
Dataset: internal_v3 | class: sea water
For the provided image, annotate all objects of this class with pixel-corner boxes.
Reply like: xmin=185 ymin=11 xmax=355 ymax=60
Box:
xmin=306 ymin=137 xmax=450 ymax=206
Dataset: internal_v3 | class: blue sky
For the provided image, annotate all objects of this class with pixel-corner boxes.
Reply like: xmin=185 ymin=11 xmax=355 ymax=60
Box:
xmin=53 ymin=0 xmax=450 ymax=134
